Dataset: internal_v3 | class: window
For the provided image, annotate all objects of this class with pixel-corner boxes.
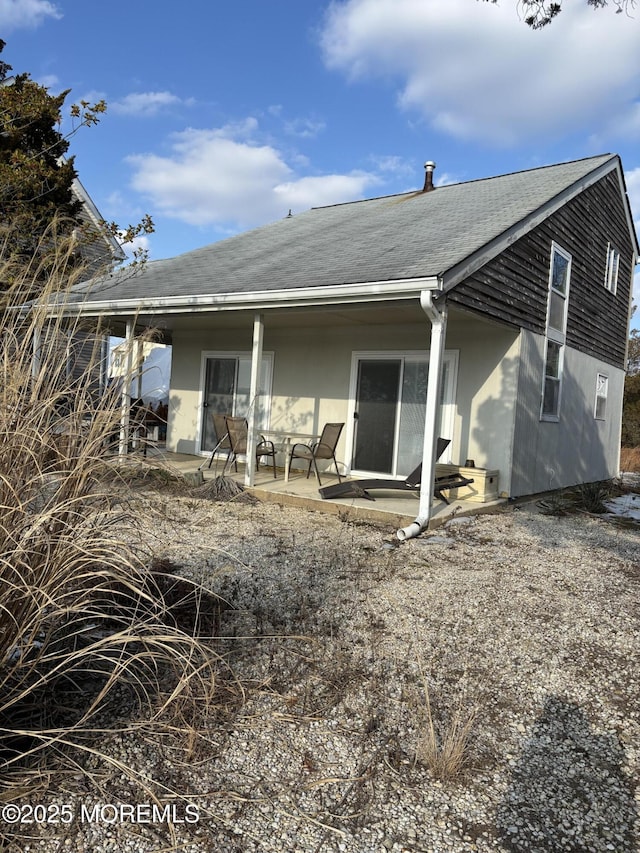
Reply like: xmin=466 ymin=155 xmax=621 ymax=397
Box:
xmin=542 ymin=340 xmax=562 ymax=418
xmin=541 ymin=244 xmax=571 ymax=420
xmin=548 ymin=248 xmax=569 ymax=334
xmin=594 ymin=373 xmax=608 ymax=420
xmin=604 ymin=243 xmax=620 ymax=294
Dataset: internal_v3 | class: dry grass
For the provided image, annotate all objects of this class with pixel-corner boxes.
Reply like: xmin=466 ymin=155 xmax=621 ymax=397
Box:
xmin=620 ymin=446 xmax=640 ymax=473
xmin=0 ymin=226 xmax=225 ymax=837
xmin=413 ymin=655 xmax=477 ymax=782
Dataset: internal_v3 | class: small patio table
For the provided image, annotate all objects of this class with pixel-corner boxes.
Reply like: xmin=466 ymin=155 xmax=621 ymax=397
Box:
xmin=259 ymin=429 xmax=317 ymax=481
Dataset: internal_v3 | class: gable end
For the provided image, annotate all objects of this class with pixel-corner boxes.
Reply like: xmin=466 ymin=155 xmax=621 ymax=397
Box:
xmin=446 ymin=171 xmax=634 ymax=369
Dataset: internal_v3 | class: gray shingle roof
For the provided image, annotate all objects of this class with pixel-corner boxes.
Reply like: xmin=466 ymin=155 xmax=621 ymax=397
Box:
xmin=80 ymin=154 xmax=617 ymax=306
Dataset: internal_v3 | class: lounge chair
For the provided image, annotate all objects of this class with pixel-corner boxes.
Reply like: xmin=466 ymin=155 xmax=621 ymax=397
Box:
xmin=318 ymin=438 xmax=474 ymax=504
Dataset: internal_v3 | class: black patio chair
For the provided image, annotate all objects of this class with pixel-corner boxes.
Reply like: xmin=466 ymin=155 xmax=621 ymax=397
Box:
xmin=288 ymin=422 xmax=344 ymax=486
xmin=223 ymin=416 xmax=277 ymax=478
xmin=200 ymin=412 xmax=232 ymax=471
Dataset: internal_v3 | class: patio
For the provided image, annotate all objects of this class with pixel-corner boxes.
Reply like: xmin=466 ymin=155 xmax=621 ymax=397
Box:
xmin=148 ymin=449 xmax=506 ymax=532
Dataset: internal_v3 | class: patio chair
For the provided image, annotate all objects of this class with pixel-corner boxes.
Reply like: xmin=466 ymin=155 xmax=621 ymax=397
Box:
xmin=223 ymin=416 xmax=278 ymax=478
xmin=200 ymin=412 xmax=232 ymax=470
xmin=288 ymin=422 xmax=344 ymax=486
xmin=115 ymin=397 xmax=151 ymax=457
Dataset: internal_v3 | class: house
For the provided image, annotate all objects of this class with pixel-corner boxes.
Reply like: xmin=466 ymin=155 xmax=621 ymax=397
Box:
xmin=60 ymin=175 xmax=126 ymax=390
xmin=70 ymin=154 xmax=638 ymax=535
xmin=110 ymin=338 xmax=171 ymax=404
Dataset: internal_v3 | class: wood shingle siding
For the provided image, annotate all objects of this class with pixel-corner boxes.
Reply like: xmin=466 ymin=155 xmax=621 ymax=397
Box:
xmin=447 ymin=173 xmax=634 ymax=369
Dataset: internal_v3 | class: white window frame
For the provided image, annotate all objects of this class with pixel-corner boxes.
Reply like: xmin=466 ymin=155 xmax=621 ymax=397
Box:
xmin=540 ymin=243 xmax=571 ymax=422
xmin=604 ymin=243 xmax=620 ymax=295
xmin=594 ymin=373 xmax=608 ymax=420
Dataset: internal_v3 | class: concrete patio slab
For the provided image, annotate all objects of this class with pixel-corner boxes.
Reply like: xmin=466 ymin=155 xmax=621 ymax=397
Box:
xmin=140 ymin=449 xmax=507 ymax=532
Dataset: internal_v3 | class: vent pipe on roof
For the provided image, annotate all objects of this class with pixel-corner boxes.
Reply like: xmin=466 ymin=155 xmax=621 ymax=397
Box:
xmin=422 ymin=161 xmax=436 ymax=192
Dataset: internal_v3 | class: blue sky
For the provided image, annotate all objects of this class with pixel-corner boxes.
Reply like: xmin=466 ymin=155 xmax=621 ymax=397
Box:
xmin=1 ymin=0 xmax=639 ymax=319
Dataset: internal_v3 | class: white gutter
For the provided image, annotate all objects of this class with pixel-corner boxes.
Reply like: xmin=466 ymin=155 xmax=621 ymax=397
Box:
xmin=64 ymin=276 xmax=441 ymax=317
xmin=397 ymin=290 xmax=448 ymax=541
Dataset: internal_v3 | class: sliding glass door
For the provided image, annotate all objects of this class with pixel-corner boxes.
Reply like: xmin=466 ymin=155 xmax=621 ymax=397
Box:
xmin=199 ymin=352 xmax=272 ymax=452
xmin=350 ymin=352 xmax=457 ymax=477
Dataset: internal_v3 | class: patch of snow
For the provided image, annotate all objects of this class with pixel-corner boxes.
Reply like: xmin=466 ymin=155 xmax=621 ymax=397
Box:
xmin=603 ymin=493 xmax=640 ymax=522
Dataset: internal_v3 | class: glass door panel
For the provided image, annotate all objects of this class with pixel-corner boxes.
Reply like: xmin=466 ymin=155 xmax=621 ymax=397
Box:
xmin=200 ymin=354 xmax=273 ymax=453
xmin=396 ymin=359 xmax=428 ymax=476
xmin=201 ymin=358 xmax=236 ymax=451
xmin=349 ymin=352 xmax=457 ymax=476
xmin=352 ymin=359 xmax=401 ymax=474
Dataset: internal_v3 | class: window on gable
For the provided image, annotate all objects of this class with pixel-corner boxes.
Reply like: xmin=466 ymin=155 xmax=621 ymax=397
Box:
xmin=541 ymin=243 xmax=571 ymax=421
xmin=604 ymin=243 xmax=620 ymax=295
xmin=594 ymin=373 xmax=608 ymax=420
xmin=548 ymin=249 xmax=569 ymax=334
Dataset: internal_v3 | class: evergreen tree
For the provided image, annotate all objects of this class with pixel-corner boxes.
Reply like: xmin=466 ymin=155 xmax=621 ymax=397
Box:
xmin=0 ymin=40 xmax=106 ymax=294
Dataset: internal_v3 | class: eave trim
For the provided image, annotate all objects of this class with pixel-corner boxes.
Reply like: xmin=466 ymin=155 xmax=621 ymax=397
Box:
xmin=61 ymin=276 xmax=442 ymax=317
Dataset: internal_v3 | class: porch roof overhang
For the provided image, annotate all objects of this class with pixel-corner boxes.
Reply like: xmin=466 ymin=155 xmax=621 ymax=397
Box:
xmin=58 ymin=275 xmax=443 ymax=339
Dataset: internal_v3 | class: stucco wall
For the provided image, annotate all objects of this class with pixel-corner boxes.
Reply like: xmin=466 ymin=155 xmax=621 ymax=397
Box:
xmin=168 ymin=320 xmax=435 ymax=461
xmin=510 ymin=329 xmax=624 ymax=496
xmin=446 ymin=317 xmax=520 ymax=492
xmin=167 ymin=311 xmax=521 ymax=492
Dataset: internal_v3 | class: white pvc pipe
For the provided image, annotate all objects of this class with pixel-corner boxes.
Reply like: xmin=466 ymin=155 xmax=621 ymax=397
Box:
xmin=397 ymin=521 xmax=423 ymax=541
xmin=397 ymin=290 xmax=447 ymax=541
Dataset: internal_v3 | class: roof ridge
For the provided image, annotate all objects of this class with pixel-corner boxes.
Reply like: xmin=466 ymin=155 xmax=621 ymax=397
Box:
xmin=310 ymin=153 xmax=615 ymax=212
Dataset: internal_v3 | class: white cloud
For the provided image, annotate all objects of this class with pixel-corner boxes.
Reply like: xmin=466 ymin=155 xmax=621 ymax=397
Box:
xmin=127 ymin=120 xmax=379 ymax=228
xmin=37 ymin=73 xmax=59 ymax=88
xmin=320 ymin=0 xmax=640 ymax=146
xmin=111 ymin=91 xmax=191 ymax=118
xmin=592 ymin=102 xmax=640 ymax=144
xmin=119 ymin=232 xmax=151 ymax=263
xmin=0 ymin=0 xmax=60 ymax=30
xmin=283 ymin=116 xmax=326 ymax=138
xmin=626 ymin=166 xmax=640 ymax=226
xmin=274 ymin=172 xmax=376 ymax=209
xmin=370 ymin=154 xmax=413 ymax=177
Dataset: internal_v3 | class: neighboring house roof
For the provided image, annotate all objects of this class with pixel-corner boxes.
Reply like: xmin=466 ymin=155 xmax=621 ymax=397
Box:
xmin=71 ymin=173 xmax=126 ymax=264
xmin=74 ymin=153 xmax=638 ymax=312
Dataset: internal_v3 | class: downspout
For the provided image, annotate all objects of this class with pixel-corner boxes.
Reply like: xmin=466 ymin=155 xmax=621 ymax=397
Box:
xmin=397 ymin=290 xmax=448 ymax=540
xmin=245 ymin=312 xmax=264 ymax=487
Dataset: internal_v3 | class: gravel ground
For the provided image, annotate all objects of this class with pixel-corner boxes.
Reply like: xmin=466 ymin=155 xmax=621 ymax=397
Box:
xmin=7 ymin=488 xmax=640 ymax=853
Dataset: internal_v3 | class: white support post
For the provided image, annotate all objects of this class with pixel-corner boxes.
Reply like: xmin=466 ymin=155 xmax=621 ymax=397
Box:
xmin=31 ymin=327 xmax=41 ymax=382
xmin=245 ymin=312 xmax=264 ymax=487
xmin=118 ymin=319 xmax=134 ymax=457
xmin=135 ymin=339 xmax=144 ymax=400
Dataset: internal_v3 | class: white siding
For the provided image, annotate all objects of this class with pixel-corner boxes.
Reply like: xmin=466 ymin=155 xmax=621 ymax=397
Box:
xmin=511 ymin=329 xmax=624 ymax=496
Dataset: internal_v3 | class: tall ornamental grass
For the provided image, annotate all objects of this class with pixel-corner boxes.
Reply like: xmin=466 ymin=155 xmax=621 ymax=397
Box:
xmin=0 ymin=227 xmax=221 ymax=807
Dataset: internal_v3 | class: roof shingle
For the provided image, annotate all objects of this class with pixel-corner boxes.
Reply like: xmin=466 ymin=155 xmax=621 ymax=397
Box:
xmin=80 ymin=154 xmax=618 ymax=305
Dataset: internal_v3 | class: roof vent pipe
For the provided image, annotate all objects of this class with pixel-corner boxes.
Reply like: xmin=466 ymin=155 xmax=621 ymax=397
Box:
xmin=423 ymin=161 xmax=436 ymax=192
